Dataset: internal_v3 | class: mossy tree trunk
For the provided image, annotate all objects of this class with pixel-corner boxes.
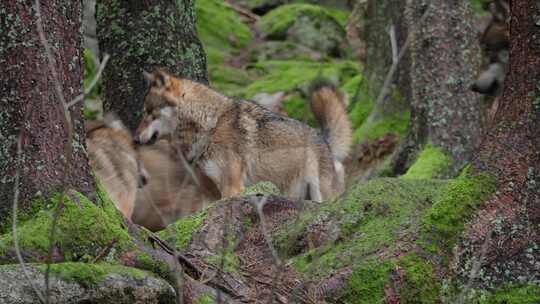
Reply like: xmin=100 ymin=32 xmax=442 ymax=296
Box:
xmin=456 ymin=0 xmax=540 ymax=289
xmin=96 ymin=0 xmax=208 ymax=131
xmin=390 ymin=0 xmax=483 ymax=176
xmin=0 ymin=1 xmax=95 ymax=228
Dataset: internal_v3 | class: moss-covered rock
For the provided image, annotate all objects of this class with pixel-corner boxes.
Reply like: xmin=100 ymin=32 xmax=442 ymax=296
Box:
xmin=402 ymin=144 xmax=452 ymax=179
xmin=248 ymin=41 xmax=320 ymax=62
xmin=419 ymin=168 xmax=495 ymax=254
xmin=157 ymin=207 xmax=210 ymax=252
xmin=469 ymin=284 xmax=540 ymax=304
xmin=0 ymin=263 xmax=175 ymax=303
xmin=352 ymin=109 xmax=410 ymax=144
xmin=243 ymin=60 xmax=359 ymax=98
xmin=208 ymin=65 xmax=253 ymax=97
xmin=196 ymin=0 xmax=252 ymax=66
xmin=258 ymin=4 xmax=346 ymax=56
xmin=0 ymin=191 xmax=133 ymax=264
xmin=241 ymin=181 xmax=281 ymax=196
xmin=277 ymin=178 xmax=448 ymax=277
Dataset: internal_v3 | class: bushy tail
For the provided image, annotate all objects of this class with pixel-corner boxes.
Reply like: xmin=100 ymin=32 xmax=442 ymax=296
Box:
xmin=309 ymin=79 xmax=352 ymax=162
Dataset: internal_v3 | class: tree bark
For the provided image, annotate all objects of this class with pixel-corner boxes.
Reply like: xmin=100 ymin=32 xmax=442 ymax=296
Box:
xmin=0 ymin=1 xmax=95 ymax=228
xmin=456 ymin=0 xmax=540 ymax=288
xmin=389 ymin=0 xmax=483 ymax=176
xmin=96 ymin=0 xmax=208 ymax=131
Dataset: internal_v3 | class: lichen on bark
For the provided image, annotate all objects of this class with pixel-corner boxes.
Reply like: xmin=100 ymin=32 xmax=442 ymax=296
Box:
xmin=96 ymin=0 xmax=208 ymax=131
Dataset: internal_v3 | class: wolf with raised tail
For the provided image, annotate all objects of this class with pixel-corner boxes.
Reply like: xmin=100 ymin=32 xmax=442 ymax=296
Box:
xmin=135 ymin=69 xmax=351 ymax=201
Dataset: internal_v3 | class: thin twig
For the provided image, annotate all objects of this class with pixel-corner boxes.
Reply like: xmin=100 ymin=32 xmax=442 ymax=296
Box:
xmin=362 ymin=5 xmax=431 ymax=126
xmin=34 ymin=1 xmax=76 ymax=302
xmin=12 ymin=121 xmax=46 ymax=304
xmin=252 ymin=196 xmax=284 ymax=304
xmin=67 ymin=54 xmax=110 ymax=108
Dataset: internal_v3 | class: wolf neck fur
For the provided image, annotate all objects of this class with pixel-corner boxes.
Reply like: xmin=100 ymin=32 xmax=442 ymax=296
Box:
xmin=177 ymin=80 xmax=235 ymax=132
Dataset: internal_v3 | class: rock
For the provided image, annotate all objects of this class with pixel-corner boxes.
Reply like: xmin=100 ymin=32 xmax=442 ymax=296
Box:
xmin=248 ymin=41 xmax=323 ymax=62
xmin=258 ymin=4 xmax=346 ymax=57
xmin=0 ymin=263 xmax=175 ymax=304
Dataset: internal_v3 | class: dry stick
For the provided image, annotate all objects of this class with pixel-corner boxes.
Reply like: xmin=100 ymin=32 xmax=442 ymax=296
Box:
xmin=67 ymin=54 xmax=110 ymax=108
xmin=455 ymin=230 xmax=492 ymax=304
xmin=11 ymin=111 xmax=46 ymax=304
xmin=33 ymin=1 xmax=90 ymax=302
xmin=252 ymin=195 xmax=284 ymax=304
xmin=216 ymin=200 xmax=233 ymax=304
xmin=361 ymin=6 xmax=431 ymax=127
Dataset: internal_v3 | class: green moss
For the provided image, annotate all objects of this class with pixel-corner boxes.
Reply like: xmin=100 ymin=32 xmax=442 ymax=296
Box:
xmin=196 ymin=0 xmax=252 ymax=66
xmin=279 ymin=178 xmax=448 ymax=278
xmin=258 ymin=4 xmax=341 ymax=38
xmin=208 ymin=65 xmax=252 ymax=97
xmin=248 ymin=41 xmax=317 ymax=62
xmin=240 ymin=181 xmax=281 ymax=196
xmin=341 ymin=75 xmax=374 ymax=131
xmin=36 ymin=262 xmax=151 ymax=287
xmin=205 ymin=249 xmax=240 ymax=274
xmin=402 ymin=145 xmax=451 ymax=179
xmin=195 ymin=294 xmax=216 ymax=304
xmin=83 ymin=49 xmax=101 ymax=101
xmin=326 ymin=8 xmax=350 ymax=27
xmin=281 ymin=94 xmax=316 ymax=126
xmin=420 ymin=168 xmax=495 ymax=254
xmin=473 ymin=284 xmax=540 ymax=304
xmin=353 ymin=110 xmax=410 ymax=143
xmin=341 ymin=259 xmax=393 ymax=304
xmin=0 ymin=191 xmax=133 ymax=263
xmin=397 ymin=253 xmax=440 ymax=303
xmin=157 ymin=208 xmax=209 ymax=251
xmin=243 ymin=60 xmax=359 ymax=98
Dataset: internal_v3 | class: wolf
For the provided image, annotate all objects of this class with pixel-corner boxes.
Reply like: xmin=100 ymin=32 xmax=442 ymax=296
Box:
xmin=135 ymin=69 xmax=352 ymax=201
xmin=132 ymin=139 xmax=220 ymax=231
xmin=86 ymin=113 xmax=146 ymax=220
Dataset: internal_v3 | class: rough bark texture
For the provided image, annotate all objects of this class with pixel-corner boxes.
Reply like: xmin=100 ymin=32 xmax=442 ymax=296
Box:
xmin=0 ymin=1 xmax=95 ymax=227
xmin=96 ymin=0 xmax=208 ymax=131
xmin=456 ymin=0 xmax=540 ymax=289
xmin=390 ymin=0 xmax=483 ymax=176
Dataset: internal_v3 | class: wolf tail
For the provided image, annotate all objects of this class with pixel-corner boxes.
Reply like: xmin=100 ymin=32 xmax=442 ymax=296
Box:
xmin=309 ymin=79 xmax=352 ymax=163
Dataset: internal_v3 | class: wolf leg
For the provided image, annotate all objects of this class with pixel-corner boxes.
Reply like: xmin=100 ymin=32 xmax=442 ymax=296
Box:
xmin=220 ymin=157 xmax=245 ymax=198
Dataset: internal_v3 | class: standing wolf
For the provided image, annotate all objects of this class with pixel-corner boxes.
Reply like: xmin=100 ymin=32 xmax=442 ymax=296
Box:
xmin=135 ymin=69 xmax=351 ymax=201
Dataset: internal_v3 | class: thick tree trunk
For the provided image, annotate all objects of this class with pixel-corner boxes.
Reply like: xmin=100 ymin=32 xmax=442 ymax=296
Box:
xmin=96 ymin=0 xmax=208 ymax=131
xmin=0 ymin=1 xmax=95 ymax=228
xmin=456 ymin=0 xmax=540 ymax=289
xmin=390 ymin=0 xmax=483 ymax=176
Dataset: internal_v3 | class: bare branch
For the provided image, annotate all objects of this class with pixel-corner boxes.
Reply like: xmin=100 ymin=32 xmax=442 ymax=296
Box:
xmin=67 ymin=53 xmax=110 ymax=108
xmin=12 ymin=122 xmax=46 ymax=304
xmin=361 ymin=5 xmax=431 ymax=126
xmin=34 ymin=1 xmax=76 ymax=302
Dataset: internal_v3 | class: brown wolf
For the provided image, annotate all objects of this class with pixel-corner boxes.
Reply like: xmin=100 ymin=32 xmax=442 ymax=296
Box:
xmin=86 ymin=113 xmax=146 ymax=220
xmin=132 ymin=139 xmax=220 ymax=231
xmin=135 ymin=70 xmax=351 ymax=201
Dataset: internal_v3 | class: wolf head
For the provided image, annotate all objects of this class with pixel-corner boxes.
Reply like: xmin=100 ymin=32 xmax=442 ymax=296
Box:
xmin=135 ymin=70 xmax=180 ymax=144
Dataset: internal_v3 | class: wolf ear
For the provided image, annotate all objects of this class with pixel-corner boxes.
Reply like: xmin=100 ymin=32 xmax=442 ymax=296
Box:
xmin=154 ymin=70 xmax=171 ymax=88
xmin=143 ymin=70 xmax=155 ymax=86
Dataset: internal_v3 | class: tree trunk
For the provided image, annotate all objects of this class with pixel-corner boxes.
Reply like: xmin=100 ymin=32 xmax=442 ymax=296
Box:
xmin=456 ymin=0 xmax=540 ymax=289
xmin=390 ymin=0 xmax=483 ymax=176
xmin=96 ymin=0 xmax=208 ymax=131
xmin=0 ymin=1 xmax=95 ymax=228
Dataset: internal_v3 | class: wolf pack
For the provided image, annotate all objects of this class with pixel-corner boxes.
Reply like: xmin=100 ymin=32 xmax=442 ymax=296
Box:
xmin=87 ymin=0 xmax=509 ymax=231
xmin=86 ymin=71 xmax=352 ymax=231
